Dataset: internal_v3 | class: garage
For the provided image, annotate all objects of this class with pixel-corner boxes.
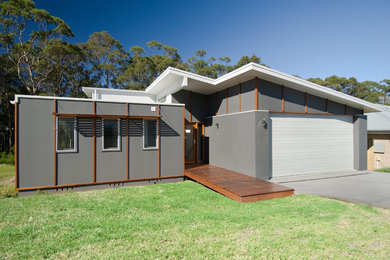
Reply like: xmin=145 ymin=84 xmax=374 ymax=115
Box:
xmin=271 ymin=114 xmax=354 ymax=177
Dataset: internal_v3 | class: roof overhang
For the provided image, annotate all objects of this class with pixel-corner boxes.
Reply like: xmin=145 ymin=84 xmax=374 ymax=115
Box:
xmin=145 ymin=63 xmax=382 ymax=113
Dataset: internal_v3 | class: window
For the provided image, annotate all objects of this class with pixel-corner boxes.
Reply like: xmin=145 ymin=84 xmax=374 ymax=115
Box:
xmin=144 ymin=119 xmax=158 ymax=149
xmin=102 ymin=118 xmax=121 ymax=151
xmin=56 ymin=117 xmax=77 ymax=152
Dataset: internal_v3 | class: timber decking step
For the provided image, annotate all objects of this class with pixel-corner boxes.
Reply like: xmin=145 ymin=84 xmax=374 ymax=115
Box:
xmin=184 ymin=164 xmax=294 ymax=203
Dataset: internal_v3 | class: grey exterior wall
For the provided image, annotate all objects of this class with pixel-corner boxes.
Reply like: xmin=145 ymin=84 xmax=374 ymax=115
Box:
xmin=18 ymin=98 xmax=54 ymax=188
xmin=227 ymin=85 xmax=240 ymax=114
xmin=205 ymin=110 xmax=270 ymax=179
xmin=353 ymin=115 xmax=367 ymax=170
xmin=307 ymin=94 xmax=326 ymax=113
xmin=284 ymin=87 xmax=305 ymax=113
xmin=172 ymin=89 xmax=208 ymax=122
xmin=17 ymin=98 xmax=184 ymax=190
xmin=240 ymin=79 xmax=256 ymax=112
xmin=258 ymin=79 xmax=282 ymax=111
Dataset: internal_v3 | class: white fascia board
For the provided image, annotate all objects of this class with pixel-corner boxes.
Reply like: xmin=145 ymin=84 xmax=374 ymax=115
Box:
xmin=12 ymin=94 xmax=184 ymax=107
xmin=156 ymin=76 xmax=187 ymax=101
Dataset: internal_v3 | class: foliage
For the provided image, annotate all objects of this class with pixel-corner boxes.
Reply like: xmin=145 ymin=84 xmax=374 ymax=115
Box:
xmin=0 ymin=180 xmax=389 ymax=258
xmin=0 ymin=151 xmax=14 ymax=164
xmin=0 ymin=163 xmax=16 ymax=198
xmin=375 ymin=168 xmax=390 ymax=173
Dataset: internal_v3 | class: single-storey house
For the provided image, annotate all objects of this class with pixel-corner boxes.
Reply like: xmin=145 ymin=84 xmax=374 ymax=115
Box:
xmin=366 ymin=105 xmax=390 ymax=170
xmin=13 ymin=63 xmax=381 ymax=195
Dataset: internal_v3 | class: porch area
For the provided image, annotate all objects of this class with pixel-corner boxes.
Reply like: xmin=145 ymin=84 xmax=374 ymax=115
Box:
xmin=184 ymin=164 xmax=294 ymax=203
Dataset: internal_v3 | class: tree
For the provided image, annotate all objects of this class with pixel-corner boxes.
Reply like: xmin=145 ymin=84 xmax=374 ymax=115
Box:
xmin=83 ymin=31 xmax=127 ymax=88
xmin=0 ymin=0 xmax=74 ymax=94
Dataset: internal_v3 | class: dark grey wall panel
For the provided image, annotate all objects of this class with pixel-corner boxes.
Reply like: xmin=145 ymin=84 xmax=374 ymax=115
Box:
xmin=208 ymin=93 xmax=217 ymax=117
xmin=160 ymin=106 xmax=183 ymax=177
xmin=347 ymin=106 xmax=363 ymax=115
xmin=96 ymin=118 xmax=127 ymax=182
xmin=129 ymin=119 xmax=158 ymax=179
xmin=328 ymin=100 xmax=345 ymax=114
xmin=217 ymin=89 xmax=227 ymax=115
xmin=227 ymin=85 xmax=240 ymax=114
xmin=353 ymin=115 xmax=367 ymax=170
xmin=57 ymin=100 xmax=93 ymax=114
xmin=129 ymin=103 xmax=159 ymax=117
xmin=284 ymin=87 xmax=305 ymax=113
xmin=307 ymin=94 xmax=326 ymax=113
xmin=18 ymin=98 xmax=54 ymax=188
xmin=241 ymin=79 xmax=255 ymax=112
xmin=172 ymin=90 xmax=191 ymax=121
xmin=57 ymin=118 xmax=93 ymax=185
xmin=258 ymin=79 xmax=282 ymax=111
xmin=191 ymin=91 xmax=208 ymax=122
xmin=96 ymin=102 xmax=127 ymax=115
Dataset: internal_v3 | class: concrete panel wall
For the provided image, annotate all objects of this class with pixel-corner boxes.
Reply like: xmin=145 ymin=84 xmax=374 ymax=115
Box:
xmin=18 ymin=98 xmax=54 ymax=188
xmin=284 ymin=87 xmax=305 ymax=113
xmin=205 ymin=110 xmax=270 ymax=179
xmin=160 ymin=106 xmax=184 ymax=177
xmin=353 ymin=115 xmax=367 ymax=170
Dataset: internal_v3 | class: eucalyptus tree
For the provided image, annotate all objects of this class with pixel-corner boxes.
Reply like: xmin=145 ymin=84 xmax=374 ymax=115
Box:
xmin=0 ymin=0 xmax=74 ymax=94
xmin=83 ymin=31 xmax=128 ymax=88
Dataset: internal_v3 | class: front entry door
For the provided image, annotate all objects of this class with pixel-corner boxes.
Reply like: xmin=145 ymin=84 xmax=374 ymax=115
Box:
xmin=185 ymin=123 xmax=197 ymax=163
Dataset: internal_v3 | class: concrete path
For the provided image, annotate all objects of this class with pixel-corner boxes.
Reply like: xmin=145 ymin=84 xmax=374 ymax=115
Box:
xmin=271 ymin=171 xmax=390 ymax=209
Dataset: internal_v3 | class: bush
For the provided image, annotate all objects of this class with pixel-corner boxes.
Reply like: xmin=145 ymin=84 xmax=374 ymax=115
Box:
xmin=0 ymin=184 xmax=17 ymax=198
xmin=0 ymin=146 xmax=15 ymax=165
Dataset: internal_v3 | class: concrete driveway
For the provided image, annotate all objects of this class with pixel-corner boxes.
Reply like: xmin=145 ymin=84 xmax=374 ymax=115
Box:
xmin=271 ymin=171 xmax=390 ymax=209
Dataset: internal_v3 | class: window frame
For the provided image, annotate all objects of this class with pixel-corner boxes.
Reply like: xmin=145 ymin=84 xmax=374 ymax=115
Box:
xmin=56 ymin=117 xmax=77 ymax=153
xmin=102 ymin=118 xmax=121 ymax=152
xmin=143 ymin=119 xmax=158 ymax=150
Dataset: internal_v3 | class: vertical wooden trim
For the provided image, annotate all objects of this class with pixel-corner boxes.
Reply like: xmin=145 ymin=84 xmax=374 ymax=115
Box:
xmin=158 ymin=105 xmax=161 ymax=177
xmin=53 ymin=99 xmax=57 ymax=186
xmin=304 ymin=92 xmax=308 ymax=113
xmin=93 ymin=101 xmax=96 ymax=183
xmin=281 ymin=85 xmax=285 ymax=112
xmin=189 ymin=91 xmax=192 ymax=122
xmin=202 ymin=124 xmax=205 ymax=162
xmin=195 ymin=122 xmax=198 ymax=163
xmin=182 ymin=106 xmax=185 ymax=173
xmin=126 ymin=103 xmax=129 ymax=180
xmin=255 ymin=77 xmax=259 ymax=110
xmin=226 ymin=88 xmax=229 ymax=114
xmin=326 ymin=99 xmax=329 ymax=114
xmin=215 ymin=92 xmax=218 ymax=116
xmin=344 ymin=105 xmax=347 ymax=115
xmin=14 ymin=103 xmax=18 ymax=189
xmin=239 ymin=83 xmax=241 ymax=112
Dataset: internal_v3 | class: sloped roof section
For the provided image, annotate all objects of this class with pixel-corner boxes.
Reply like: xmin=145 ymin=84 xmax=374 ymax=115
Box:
xmin=367 ymin=105 xmax=390 ymax=132
xmin=145 ymin=63 xmax=382 ymax=113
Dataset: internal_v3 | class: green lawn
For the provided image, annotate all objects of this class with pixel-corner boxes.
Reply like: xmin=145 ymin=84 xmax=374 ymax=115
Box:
xmin=0 ymin=164 xmax=16 ymax=198
xmin=0 ymin=178 xmax=389 ymax=259
xmin=375 ymin=168 xmax=390 ymax=173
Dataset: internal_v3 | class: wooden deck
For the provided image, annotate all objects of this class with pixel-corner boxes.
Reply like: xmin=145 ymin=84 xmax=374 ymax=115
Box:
xmin=184 ymin=164 xmax=294 ymax=203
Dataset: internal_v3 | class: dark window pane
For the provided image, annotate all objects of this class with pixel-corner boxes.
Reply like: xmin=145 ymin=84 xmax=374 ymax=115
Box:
xmin=103 ymin=119 xmax=119 ymax=150
xmin=57 ymin=117 xmax=75 ymax=151
xmin=144 ymin=120 xmax=157 ymax=148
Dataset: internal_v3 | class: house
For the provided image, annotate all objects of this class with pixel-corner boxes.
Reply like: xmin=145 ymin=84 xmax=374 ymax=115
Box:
xmin=13 ymin=63 xmax=381 ymax=195
xmin=366 ymin=105 xmax=390 ymax=170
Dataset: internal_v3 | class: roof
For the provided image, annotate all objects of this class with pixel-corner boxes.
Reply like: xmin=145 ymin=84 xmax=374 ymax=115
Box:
xmin=367 ymin=105 xmax=390 ymax=133
xmin=145 ymin=63 xmax=382 ymax=113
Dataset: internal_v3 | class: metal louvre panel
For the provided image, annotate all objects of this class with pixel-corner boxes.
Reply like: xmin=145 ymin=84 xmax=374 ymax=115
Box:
xmin=271 ymin=114 xmax=354 ymax=177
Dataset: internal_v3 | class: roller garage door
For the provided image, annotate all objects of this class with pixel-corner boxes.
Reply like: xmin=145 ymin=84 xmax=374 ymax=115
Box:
xmin=271 ymin=114 xmax=354 ymax=177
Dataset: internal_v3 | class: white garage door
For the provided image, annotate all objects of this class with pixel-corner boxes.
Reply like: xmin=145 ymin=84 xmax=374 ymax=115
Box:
xmin=271 ymin=114 xmax=353 ymax=177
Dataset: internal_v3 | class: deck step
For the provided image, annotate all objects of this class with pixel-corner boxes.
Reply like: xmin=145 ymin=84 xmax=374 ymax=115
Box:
xmin=184 ymin=164 xmax=294 ymax=203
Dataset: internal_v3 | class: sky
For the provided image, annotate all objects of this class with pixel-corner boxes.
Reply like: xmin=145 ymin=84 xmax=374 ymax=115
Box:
xmin=35 ymin=0 xmax=390 ymax=82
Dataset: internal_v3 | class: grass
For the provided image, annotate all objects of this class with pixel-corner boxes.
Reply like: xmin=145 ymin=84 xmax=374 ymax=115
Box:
xmin=375 ymin=168 xmax=390 ymax=173
xmin=0 ymin=164 xmax=17 ymax=198
xmin=0 ymin=176 xmax=389 ymax=258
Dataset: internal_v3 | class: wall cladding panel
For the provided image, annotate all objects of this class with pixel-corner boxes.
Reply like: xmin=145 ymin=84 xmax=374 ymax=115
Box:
xmin=307 ymin=94 xmax=326 ymax=113
xmin=284 ymin=87 xmax=305 ymax=113
xmin=57 ymin=100 xmax=93 ymax=114
xmin=241 ymin=79 xmax=255 ymax=112
xmin=96 ymin=102 xmax=127 ymax=115
xmin=328 ymin=100 xmax=345 ymax=114
xmin=129 ymin=104 xmax=158 ymax=117
xmin=228 ymin=85 xmax=240 ymax=114
xmin=258 ymin=79 xmax=282 ymax=111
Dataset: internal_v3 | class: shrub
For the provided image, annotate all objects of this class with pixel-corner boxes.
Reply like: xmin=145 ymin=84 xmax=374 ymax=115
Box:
xmin=0 ymin=146 xmax=15 ymax=165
